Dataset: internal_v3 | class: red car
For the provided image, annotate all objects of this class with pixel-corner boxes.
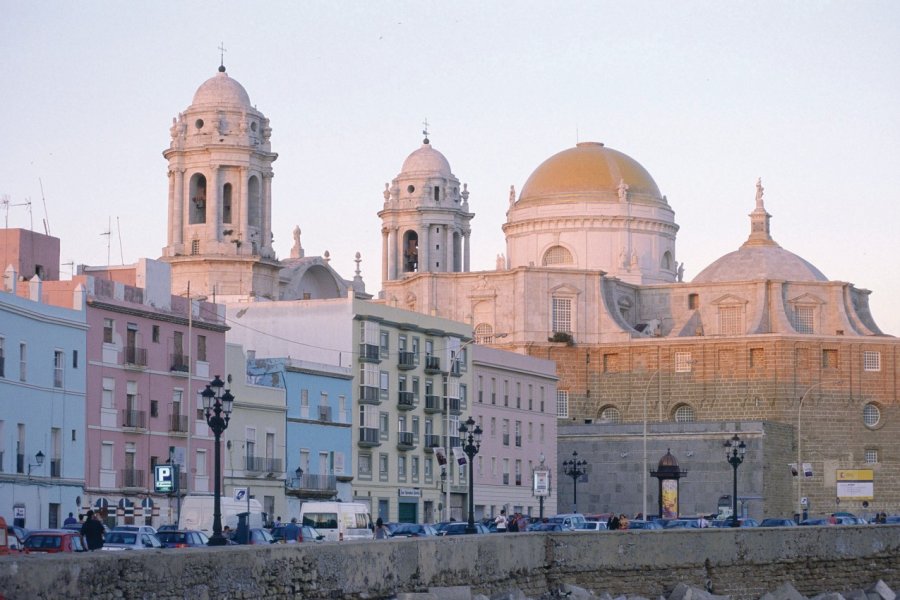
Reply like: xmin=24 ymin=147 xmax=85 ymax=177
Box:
xmin=23 ymin=530 xmax=87 ymax=553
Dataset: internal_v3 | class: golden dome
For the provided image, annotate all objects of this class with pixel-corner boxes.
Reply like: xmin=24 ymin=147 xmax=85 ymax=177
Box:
xmin=517 ymin=142 xmax=662 ymax=206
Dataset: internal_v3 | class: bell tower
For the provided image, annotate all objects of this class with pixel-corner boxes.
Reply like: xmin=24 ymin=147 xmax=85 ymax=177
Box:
xmin=378 ymin=132 xmax=473 ymax=284
xmin=161 ymin=62 xmax=281 ymax=299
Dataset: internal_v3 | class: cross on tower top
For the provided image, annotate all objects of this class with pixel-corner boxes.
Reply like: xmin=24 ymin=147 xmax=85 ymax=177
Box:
xmin=218 ymin=42 xmax=227 ymax=72
xmin=422 ymin=118 xmax=430 ymax=144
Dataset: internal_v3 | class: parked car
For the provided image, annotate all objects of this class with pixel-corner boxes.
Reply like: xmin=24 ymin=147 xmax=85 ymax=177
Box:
xmin=440 ymin=522 xmax=490 ymax=535
xmin=6 ymin=525 xmax=28 ymax=551
xmin=526 ymin=523 xmax=565 ymax=532
xmin=102 ymin=530 xmax=163 ymax=551
xmin=112 ymin=525 xmax=158 ymax=535
xmin=156 ymin=529 xmax=210 ymax=548
xmin=627 ymin=520 xmax=663 ymax=530
xmin=231 ymin=527 xmax=275 ymax=545
xmin=883 ymin=515 xmax=900 ymax=524
xmin=574 ymin=521 xmax=608 ymax=531
xmin=759 ymin=518 xmax=798 ymax=527
xmin=23 ymin=530 xmax=87 ymax=553
xmin=664 ymin=519 xmax=702 ymax=529
xmin=389 ymin=523 xmax=438 ymax=537
xmin=547 ymin=514 xmax=587 ymax=530
xmin=799 ymin=518 xmax=834 ymax=526
xmin=710 ymin=518 xmax=758 ymax=528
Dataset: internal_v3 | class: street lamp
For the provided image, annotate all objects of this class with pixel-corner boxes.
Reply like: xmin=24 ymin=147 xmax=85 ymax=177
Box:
xmin=724 ymin=434 xmax=747 ymax=527
xmin=562 ymin=450 xmax=588 ymax=513
xmin=458 ymin=415 xmax=482 ymax=534
xmin=27 ymin=451 xmax=45 ymax=478
xmin=797 ymin=381 xmax=837 ymax=521
xmin=202 ymin=375 xmax=234 ymax=546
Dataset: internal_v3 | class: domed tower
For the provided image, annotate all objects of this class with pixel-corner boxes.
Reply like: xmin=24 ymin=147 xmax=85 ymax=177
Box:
xmin=161 ymin=63 xmax=280 ymax=299
xmin=378 ymin=135 xmax=473 ymax=283
xmin=503 ymin=142 xmax=678 ymax=284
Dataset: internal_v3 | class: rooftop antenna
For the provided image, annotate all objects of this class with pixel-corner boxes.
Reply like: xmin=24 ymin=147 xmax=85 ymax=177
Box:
xmin=101 ymin=216 xmax=112 ymax=273
xmin=116 ymin=216 xmax=125 ymax=265
xmin=1 ymin=195 xmax=32 ymax=229
xmin=422 ymin=118 xmax=430 ymax=144
xmin=39 ymin=178 xmax=51 ymax=235
xmin=218 ymin=42 xmax=227 ymax=72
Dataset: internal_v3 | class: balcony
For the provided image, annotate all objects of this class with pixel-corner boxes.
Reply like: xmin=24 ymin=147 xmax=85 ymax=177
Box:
xmin=424 ymin=355 xmax=441 ymax=374
xmin=359 ymin=385 xmax=380 ymax=405
xmin=448 ymin=361 xmax=461 ymax=377
xmin=397 ymin=351 xmax=416 ymax=370
xmin=424 ymin=394 xmax=442 ymax=413
xmin=121 ymin=409 xmax=147 ymax=430
xmin=423 ymin=434 xmax=441 ymax=452
xmin=286 ymin=473 xmax=338 ymax=499
xmin=397 ymin=391 xmax=415 ymax=410
xmin=397 ymin=431 xmax=415 ymax=451
xmin=245 ymin=456 xmax=283 ymax=475
xmin=121 ymin=468 xmax=145 ymax=489
xmin=50 ymin=458 xmax=61 ymax=478
xmin=169 ymin=414 xmax=189 ymax=434
xmin=124 ymin=346 xmax=148 ymax=367
xmin=446 ymin=397 xmax=461 ymax=415
xmin=170 ymin=353 xmax=189 ymax=373
xmin=358 ymin=427 xmax=380 ymax=447
xmin=359 ymin=343 xmax=381 ymax=363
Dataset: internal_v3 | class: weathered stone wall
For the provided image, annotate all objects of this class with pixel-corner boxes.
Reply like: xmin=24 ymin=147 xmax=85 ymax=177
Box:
xmin=1 ymin=526 xmax=898 ymax=600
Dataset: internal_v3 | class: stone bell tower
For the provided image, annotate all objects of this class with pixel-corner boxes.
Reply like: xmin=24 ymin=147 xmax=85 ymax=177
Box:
xmin=161 ymin=61 xmax=280 ymax=300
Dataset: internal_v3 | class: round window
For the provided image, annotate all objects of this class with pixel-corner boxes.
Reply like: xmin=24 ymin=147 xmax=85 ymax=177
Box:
xmin=600 ymin=407 xmax=621 ymax=424
xmin=195 ymin=119 xmax=204 ymax=130
xmin=407 ymin=185 xmax=415 ymax=194
xmin=863 ymin=403 xmax=881 ymax=428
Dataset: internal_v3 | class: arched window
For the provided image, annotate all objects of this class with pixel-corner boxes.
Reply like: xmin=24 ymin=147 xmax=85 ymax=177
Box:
xmin=661 ymin=251 xmax=673 ymax=271
xmin=673 ymin=404 xmax=695 ymax=423
xmin=222 ymin=183 xmax=233 ymax=224
xmin=189 ymin=174 xmax=207 ymax=224
xmin=248 ymin=176 xmax=261 ymax=230
xmin=542 ymin=245 xmax=573 ymax=266
xmin=403 ymin=231 xmax=419 ymax=272
xmin=599 ymin=406 xmax=621 ymax=424
xmin=474 ymin=323 xmax=494 ymax=345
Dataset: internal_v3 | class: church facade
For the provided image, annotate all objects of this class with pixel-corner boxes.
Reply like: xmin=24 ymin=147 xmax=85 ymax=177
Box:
xmin=379 ymin=139 xmax=898 ymax=518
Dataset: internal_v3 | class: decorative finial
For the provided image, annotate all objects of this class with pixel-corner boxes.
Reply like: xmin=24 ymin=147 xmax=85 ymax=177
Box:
xmin=218 ymin=42 xmax=227 ymax=72
xmin=508 ymin=185 xmax=515 ymax=206
xmin=755 ymin=177 xmax=765 ymax=209
xmin=323 ymin=250 xmax=330 ymax=264
xmin=422 ymin=118 xmax=430 ymax=144
xmin=354 ymin=252 xmax=362 ymax=276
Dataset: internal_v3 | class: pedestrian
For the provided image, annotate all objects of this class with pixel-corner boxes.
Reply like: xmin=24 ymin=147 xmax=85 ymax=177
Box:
xmin=618 ymin=513 xmax=629 ymax=530
xmin=609 ymin=514 xmax=620 ymax=530
xmin=508 ymin=513 xmax=519 ymax=532
xmin=373 ymin=517 xmax=390 ymax=539
xmin=81 ymin=510 xmax=105 ymax=551
xmin=283 ymin=517 xmax=301 ymax=543
xmin=63 ymin=512 xmax=78 ymax=526
xmin=495 ymin=509 xmax=508 ymax=533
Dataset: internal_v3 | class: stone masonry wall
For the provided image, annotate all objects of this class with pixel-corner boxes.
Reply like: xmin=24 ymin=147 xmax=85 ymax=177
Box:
xmin=1 ymin=526 xmax=898 ymax=600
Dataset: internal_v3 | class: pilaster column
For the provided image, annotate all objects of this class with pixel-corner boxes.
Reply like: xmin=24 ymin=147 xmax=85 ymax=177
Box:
xmin=174 ymin=169 xmax=185 ymax=246
xmin=463 ymin=231 xmax=471 ymax=272
xmin=382 ymin=227 xmax=390 ymax=283
xmin=445 ymin=227 xmax=452 ymax=272
xmin=421 ymin=224 xmax=430 ymax=273
xmin=262 ymin=172 xmax=274 ymax=255
xmin=240 ymin=167 xmax=249 ymax=255
xmin=167 ymin=170 xmax=176 ymax=248
xmin=207 ymin=165 xmax=220 ymax=244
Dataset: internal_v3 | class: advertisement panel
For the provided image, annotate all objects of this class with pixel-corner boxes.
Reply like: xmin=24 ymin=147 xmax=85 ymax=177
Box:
xmin=661 ymin=479 xmax=678 ymax=519
xmin=533 ymin=470 xmax=551 ymax=497
xmin=836 ymin=469 xmax=874 ymax=500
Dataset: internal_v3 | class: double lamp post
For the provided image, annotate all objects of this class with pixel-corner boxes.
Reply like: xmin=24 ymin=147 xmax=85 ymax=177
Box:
xmin=458 ymin=416 xmax=482 ymax=534
xmin=202 ymin=375 xmax=234 ymax=546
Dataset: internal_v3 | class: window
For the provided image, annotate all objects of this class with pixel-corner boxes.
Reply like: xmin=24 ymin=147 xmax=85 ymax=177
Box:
xmin=338 ymin=395 xmax=348 ymax=423
xmin=528 ymin=422 xmax=533 ymax=441
xmin=150 ymin=400 xmax=159 ymax=418
xmin=102 ymin=378 xmax=115 ymax=409
xmin=197 ymin=335 xmax=207 ymax=362
xmin=542 ymin=245 xmax=574 ymax=266
xmin=674 ymin=352 xmax=692 ymax=373
xmin=822 ymin=349 xmax=838 ymax=369
xmin=0 ymin=336 xmax=5 ymax=378
xmin=380 ymin=330 xmax=389 ymax=357
xmin=379 ymin=371 xmax=389 ymax=401
xmin=600 ymin=407 xmax=621 ymax=424
xmin=688 ymin=294 xmax=699 ymax=310
xmin=103 ymin=319 xmax=114 ymax=344
xmin=152 ymin=325 xmax=160 ymax=343
xmin=502 ymin=419 xmax=509 ymax=446
xmin=490 ymin=417 xmax=496 ymax=438
xmin=516 ymin=382 xmax=521 ymax=409
xmin=19 ymin=342 xmax=26 ymax=382
xmin=101 ymin=442 xmax=114 ymax=471
xmin=514 ymin=421 xmax=521 ymax=447
xmin=863 ymin=403 xmax=881 ymax=428
xmin=358 ymin=454 xmax=372 ymax=477
xmin=793 ymin=306 xmax=814 ymax=334
xmin=191 ymin=239 xmax=200 ymax=255
xmin=749 ymin=348 xmax=764 ymax=369
xmin=551 ymin=297 xmax=572 ymax=334
xmin=503 ymin=459 xmax=510 ymax=485
xmin=865 ymin=449 xmax=878 ymax=464
xmin=504 ymin=380 xmax=509 ymax=406
xmin=379 ymin=412 xmax=389 ymax=439
xmin=556 ymin=391 xmax=569 ymax=418
xmin=300 ymin=389 xmax=309 ymax=419
xmin=411 ymin=456 xmax=419 ymax=480
xmin=246 ymin=427 xmax=257 ymax=462
xmin=540 ymin=423 xmax=545 ymax=443
xmin=474 ymin=323 xmax=494 ymax=345
xmin=674 ymin=405 xmax=695 ymax=423
xmin=379 ymin=454 xmax=389 ymax=479
xmin=53 ymin=350 xmax=64 ymax=388
xmin=424 ymin=457 xmax=433 ymax=481
xmin=515 ymin=460 xmax=522 ymax=486
xmin=72 ymin=350 xmax=78 ymax=368
xmin=863 ymin=351 xmax=881 ymax=372
xmin=718 ymin=306 xmax=742 ymax=336
xmin=398 ymin=456 xmax=406 ymax=479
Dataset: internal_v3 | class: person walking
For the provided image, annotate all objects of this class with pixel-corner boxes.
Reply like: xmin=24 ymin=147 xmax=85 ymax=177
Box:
xmin=283 ymin=517 xmax=301 ymax=543
xmin=63 ymin=512 xmax=78 ymax=526
xmin=494 ymin=509 xmax=508 ymax=533
xmin=373 ymin=517 xmax=390 ymax=539
xmin=81 ymin=510 xmax=105 ymax=551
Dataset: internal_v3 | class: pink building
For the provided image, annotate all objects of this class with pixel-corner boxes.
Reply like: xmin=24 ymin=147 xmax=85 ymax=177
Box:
xmin=38 ymin=256 xmax=228 ymax=527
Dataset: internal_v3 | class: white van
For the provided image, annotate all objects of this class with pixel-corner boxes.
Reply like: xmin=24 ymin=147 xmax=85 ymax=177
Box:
xmin=178 ymin=495 xmax=266 ymax=533
xmin=299 ymin=501 xmax=372 ymax=541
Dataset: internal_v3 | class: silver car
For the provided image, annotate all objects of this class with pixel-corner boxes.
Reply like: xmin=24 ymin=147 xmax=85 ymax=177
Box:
xmin=101 ymin=530 xmax=163 ymax=551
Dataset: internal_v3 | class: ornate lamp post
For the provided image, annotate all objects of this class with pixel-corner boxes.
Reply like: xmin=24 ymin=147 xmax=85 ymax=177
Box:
xmin=562 ymin=450 xmax=588 ymax=513
xmin=27 ymin=451 xmax=45 ymax=478
xmin=202 ymin=375 xmax=234 ymax=546
xmin=458 ymin=416 xmax=482 ymax=534
xmin=724 ymin=434 xmax=747 ymax=527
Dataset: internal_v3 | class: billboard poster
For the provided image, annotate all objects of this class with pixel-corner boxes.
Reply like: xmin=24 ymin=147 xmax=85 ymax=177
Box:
xmin=533 ymin=470 xmax=550 ymax=497
xmin=836 ymin=469 xmax=874 ymax=500
xmin=661 ymin=479 xmax=678 ymax=519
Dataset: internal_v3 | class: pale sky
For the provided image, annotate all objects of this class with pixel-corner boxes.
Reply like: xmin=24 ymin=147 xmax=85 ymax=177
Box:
xmin=2 ymin=2 xmax=899 ymax=334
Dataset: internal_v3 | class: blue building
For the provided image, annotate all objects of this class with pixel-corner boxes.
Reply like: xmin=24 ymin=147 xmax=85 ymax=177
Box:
xmin=247 ymin=357 xmax=353 ymax=515
xmin=1 ymin=271 xmax=88 ymax=529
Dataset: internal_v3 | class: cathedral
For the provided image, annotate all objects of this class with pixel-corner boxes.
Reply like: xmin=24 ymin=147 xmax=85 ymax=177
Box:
xmin=161 ymin=63 xmax=897 ymax=518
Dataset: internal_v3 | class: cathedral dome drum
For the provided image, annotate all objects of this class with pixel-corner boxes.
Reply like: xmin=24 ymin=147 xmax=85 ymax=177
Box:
xmin=400 ymin=140 xmax=453 ymax=178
